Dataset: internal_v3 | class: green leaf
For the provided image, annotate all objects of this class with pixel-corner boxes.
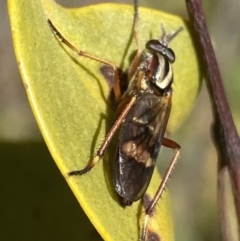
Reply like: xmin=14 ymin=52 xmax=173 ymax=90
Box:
xmin=8 ymin=0 xmax=200 ymax=240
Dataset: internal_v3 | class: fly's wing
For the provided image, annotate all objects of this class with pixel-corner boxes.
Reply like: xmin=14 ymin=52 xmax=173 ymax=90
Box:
xmin=113 ymin=92 xmax=172 ymax=204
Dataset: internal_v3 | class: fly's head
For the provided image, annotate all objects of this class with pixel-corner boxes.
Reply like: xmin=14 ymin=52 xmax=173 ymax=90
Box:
xmin=144 ymin=25 xmax=183 ymax=92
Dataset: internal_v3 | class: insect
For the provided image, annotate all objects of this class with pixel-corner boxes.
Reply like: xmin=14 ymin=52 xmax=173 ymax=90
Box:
xmin=48 ymin=0 xmax=182 ymax=240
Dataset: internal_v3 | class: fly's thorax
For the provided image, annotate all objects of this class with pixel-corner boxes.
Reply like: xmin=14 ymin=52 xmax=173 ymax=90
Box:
xmin=136 ymin=50 xmax=174 ymax=96
xmin=121 ymin=51 xmax=174 ymax=102
xmin=147 ymin=52 xmax=173 ymax=91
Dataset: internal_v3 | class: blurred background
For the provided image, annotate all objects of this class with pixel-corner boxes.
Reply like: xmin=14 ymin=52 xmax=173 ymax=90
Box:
xmin=1 ymin=0 xmax=240 ymax=240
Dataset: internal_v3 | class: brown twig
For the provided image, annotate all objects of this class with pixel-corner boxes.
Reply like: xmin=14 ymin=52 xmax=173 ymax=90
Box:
xmin=185 ymin=0 xmax=240 ymax=238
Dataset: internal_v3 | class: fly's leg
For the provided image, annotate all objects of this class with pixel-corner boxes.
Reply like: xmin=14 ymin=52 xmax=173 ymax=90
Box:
xmin=141 ymin=138 xmax=181 ymax=241
xmin=47 ymin=19 xmax=122 ymax=102
xmin=128 ymin=0 xmax=142 ymax=81
xmin=47 ymin=19 xmax=131 ymax=174
xmin=68 ymin=96 xmax=137 ymax=175
xmin=100 ymin=0 xmax=142 ymax=105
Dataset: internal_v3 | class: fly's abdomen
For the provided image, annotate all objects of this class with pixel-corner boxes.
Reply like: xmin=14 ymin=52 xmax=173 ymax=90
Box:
xmin=113 ymin=92 xmax=171 ymax=205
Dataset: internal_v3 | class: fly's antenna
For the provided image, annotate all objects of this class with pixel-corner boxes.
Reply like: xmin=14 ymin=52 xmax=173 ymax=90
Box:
xmin=159 ymin=24 xmax=184 ymax=46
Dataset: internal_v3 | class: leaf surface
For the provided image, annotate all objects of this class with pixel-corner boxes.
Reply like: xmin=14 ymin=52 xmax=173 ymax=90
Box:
xmin=9 ymin=0 xmax=200 ymax=240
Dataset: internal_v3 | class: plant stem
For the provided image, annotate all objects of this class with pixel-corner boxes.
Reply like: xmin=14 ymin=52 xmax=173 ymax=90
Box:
xmin=185 ymin=0 xmax=240 ymax=239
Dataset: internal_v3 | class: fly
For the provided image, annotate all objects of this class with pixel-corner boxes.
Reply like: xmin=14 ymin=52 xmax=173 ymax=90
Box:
xmin=48 ymin=0 xmax=182 ymax=240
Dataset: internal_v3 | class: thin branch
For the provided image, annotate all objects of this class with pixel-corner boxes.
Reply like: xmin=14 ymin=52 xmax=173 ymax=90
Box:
xmin=185 ymin=0 xmax=240 ymax=238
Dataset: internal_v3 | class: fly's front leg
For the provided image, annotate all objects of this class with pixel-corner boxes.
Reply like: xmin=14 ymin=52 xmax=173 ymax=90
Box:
xmin=128 ymin=0 xmax=142 ymax=81
xmin=47 ymin=19 xmax=128 ymax=174
xmin=141 ymin=138 xmax=180 ymax=241
xmin=47 ymin=19 xmax=122 ymax=102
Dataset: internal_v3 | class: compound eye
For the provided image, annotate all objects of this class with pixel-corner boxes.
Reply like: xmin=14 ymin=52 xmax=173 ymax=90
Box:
xmin=146 ymin=39 xmax=160 ymax=50
xmin=146 ymin=40 xmax=175 ymax=63
xmin=165 ymin=48 xmax=175 ymax=63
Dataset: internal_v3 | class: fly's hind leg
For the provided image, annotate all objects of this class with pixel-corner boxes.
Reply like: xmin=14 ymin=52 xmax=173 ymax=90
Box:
xmin=140 ymin=138 xmax=180 ymax=241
